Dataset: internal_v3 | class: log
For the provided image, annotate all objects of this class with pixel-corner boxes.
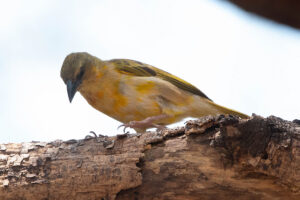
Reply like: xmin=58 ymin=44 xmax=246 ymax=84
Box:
xmin=0 ymin=115 xmax=299 ymax=200
xmin=226 ymin=0 xmax=300 ymax=29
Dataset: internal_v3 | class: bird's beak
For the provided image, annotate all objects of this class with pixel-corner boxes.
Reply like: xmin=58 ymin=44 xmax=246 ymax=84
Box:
xmin=66 ymin=80 xmax=80 ymax=103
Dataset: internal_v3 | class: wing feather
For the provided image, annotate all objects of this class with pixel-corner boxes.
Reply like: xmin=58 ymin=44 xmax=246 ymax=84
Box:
xmin=111 ymin=59 xmax=211 ymax=101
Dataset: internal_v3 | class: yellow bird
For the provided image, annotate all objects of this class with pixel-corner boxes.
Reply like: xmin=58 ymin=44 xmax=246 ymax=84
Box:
xmin=60 ymin=52 xmax=248 ymax=132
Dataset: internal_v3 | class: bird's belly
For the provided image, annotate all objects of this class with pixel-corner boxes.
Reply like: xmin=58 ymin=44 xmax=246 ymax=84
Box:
xmin=78 ymin=75 xmax=196 ymax=125
xmin=80 ymin=88 xmax=162 ymax=123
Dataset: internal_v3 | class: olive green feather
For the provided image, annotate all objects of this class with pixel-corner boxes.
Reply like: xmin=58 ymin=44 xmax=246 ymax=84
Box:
xmin=112 ymin=59 xmax=211 ymax=100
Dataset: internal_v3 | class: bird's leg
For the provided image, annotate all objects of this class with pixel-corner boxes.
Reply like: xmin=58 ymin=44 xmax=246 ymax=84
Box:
xmin=118 ymin=114 xmax=168 ymax=133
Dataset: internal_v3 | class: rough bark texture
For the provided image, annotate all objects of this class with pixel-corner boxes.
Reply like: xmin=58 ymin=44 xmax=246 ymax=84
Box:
xmin=226 ymin=0 xmax=300 ymax=29
xmin=0 ymin=115 xmax=299 ymax=200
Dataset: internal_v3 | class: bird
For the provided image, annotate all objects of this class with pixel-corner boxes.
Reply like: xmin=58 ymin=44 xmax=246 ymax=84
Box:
xmin=60 ymin=52 xmax=249 ymax=133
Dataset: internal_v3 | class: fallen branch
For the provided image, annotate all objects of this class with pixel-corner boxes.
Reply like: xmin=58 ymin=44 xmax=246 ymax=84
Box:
xmin=0 ymin=115 xmax=299 ymax=200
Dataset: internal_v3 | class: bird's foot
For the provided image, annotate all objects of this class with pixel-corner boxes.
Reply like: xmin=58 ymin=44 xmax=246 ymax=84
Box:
xmin=85 ymin=131 xmax=106 ymax=142
xmin=118 ymin=114 xmax=168 ymax=133
xmin=85 ymin=131 xmax=98 ymax=139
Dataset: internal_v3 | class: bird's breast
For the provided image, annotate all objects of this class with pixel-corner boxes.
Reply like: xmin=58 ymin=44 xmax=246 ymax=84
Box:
xmin=79 ymin=75 xmax=162 ymax=123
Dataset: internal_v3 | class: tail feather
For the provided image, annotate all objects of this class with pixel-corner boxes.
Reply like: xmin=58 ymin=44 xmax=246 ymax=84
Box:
xmin=206 ymin=100 xmax=249 ymax=119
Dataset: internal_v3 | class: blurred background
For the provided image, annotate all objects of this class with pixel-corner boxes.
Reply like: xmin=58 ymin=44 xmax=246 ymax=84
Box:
xmin=0 ymin=0 xmax=299 ymax=142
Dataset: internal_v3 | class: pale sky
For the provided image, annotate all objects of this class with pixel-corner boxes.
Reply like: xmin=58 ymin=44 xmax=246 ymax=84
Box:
xmin=1 ymin=0 xmax=300 ymax=142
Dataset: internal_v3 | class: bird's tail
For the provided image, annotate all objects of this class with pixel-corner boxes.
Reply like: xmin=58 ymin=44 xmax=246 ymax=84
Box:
xmin=205 ymin=100 xmax=249 ymax=119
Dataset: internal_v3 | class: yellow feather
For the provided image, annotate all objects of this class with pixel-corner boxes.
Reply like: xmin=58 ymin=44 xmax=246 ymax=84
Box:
xmin=61 ymin=52 xmax=249 ymax=132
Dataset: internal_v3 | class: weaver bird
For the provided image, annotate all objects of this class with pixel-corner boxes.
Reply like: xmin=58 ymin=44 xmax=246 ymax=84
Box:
xmin=61 ymin=52 xmax=248 ymax=132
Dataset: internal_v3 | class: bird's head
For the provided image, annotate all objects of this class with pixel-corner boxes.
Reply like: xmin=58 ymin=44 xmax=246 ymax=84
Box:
xmin=60 ymin=52 xmax=98 ymax=103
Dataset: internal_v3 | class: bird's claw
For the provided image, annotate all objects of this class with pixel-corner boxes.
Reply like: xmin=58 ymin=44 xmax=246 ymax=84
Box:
xmin=89 ymin=131 xmax=98 ymax=138
xmin=85 ymin=131 xmax=105 ymax=142
xmin=117 ymin=123 xmax=132 ymax=133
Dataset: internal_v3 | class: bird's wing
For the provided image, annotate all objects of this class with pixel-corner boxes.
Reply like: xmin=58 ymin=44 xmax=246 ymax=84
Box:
xmin=110 ymin=59 xmax=212 ymax=101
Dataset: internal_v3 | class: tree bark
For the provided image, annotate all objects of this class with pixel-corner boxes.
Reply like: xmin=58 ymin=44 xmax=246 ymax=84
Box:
xmin=0 ymin=115 xmax=299 ymax=200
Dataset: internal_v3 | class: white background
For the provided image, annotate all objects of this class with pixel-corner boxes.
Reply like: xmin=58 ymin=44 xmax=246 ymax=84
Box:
xmin=1 ymin=0 xmax=299 ymax=142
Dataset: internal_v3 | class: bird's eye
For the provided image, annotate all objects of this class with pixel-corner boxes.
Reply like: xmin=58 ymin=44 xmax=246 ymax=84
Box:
xmin=76 ymin=66 xmax=85 ymax=82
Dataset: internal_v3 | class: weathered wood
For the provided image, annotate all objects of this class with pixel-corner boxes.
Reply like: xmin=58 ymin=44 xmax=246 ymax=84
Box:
xmin=0 ymin=115 xmax=299 ymax=200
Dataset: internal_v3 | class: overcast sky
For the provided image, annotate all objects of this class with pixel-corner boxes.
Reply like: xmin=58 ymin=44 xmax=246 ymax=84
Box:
xmin=1 ymin=0 xmax=300 ymax=142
